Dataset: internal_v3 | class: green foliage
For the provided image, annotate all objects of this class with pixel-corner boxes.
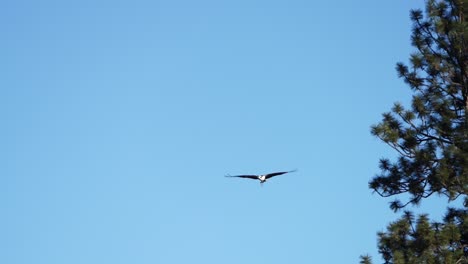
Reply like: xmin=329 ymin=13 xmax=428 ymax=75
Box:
xmin=369 ymin=0 xmax=468 ymax=211
xmin=362 ymin=1 xmax=468 ymax=263
xmin=375 ymin=209 xmax=467 ymax=264
xmin=359 ymin=255 xmax=373 ymax=264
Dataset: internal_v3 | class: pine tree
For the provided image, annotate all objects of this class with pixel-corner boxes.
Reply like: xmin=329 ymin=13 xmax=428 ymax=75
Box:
xmin=359 ymin=255 xmax=373 ymax=264
xmin=369 ymin=0 xmax=467 ymax=211
xmin=365 ymin=209 xmax=468 ymax=264
xmin=362 ymin=0 xmax=468 ymax=263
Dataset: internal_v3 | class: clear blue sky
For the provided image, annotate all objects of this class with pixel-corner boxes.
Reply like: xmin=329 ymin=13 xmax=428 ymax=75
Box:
xmin=2 ymin=0 xmax=456 ymax=263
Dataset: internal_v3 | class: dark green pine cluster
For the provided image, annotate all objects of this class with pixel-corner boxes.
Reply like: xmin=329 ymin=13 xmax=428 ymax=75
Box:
xmin=362 ymin=0 xmax=468 ymax=263
xmin=376 ymin=210 xmax=467 ymax=264
xmin=361 ymin=208 xmax=467 ymax=264
xmin=370 ymin=0 xmax=468 ymax=211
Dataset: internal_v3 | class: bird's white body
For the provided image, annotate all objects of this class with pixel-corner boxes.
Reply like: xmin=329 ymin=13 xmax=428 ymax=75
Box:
xmin=258 ymin=175 xmax=267 ymax=182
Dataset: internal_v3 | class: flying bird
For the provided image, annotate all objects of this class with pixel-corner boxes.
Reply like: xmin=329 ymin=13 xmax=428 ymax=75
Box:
xmin=225 ymin=170 xmax=297 ymax=185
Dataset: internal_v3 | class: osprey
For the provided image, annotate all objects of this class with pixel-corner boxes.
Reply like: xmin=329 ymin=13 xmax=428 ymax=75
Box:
xmin=225 ymin=170 xmax=296 ymax=185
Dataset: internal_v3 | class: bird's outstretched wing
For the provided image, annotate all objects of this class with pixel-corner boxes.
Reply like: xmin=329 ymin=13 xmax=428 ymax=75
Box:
xmin=264 ymin=169 xmax=297 ymax=179
xmin=225 ymin=174 xmax=259 ymax=180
